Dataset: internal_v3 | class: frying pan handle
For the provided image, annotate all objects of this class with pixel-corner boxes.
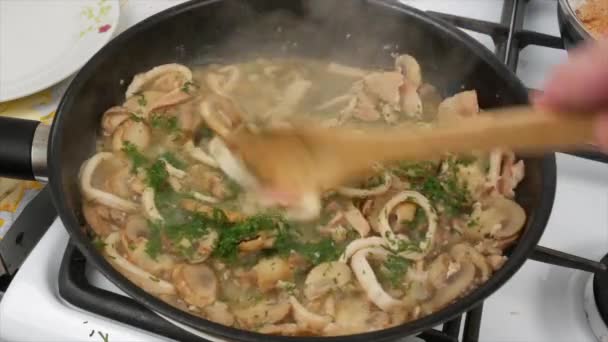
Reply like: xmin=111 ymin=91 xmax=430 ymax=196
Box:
xmin=0 ymin=117 xmax=49 ymax=182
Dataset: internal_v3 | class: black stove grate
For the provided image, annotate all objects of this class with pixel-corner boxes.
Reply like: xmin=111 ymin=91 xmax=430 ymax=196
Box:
xmin=56 ymin=1 xmax=608 ymax=341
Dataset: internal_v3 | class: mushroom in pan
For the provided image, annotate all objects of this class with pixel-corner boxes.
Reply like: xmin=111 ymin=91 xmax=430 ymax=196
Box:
xmin=233 ymin=299 xmax=291 ymax=328
xmin=290 ymin=296 xmax=333 ymax=331
xmin=304 ymin=261 xmax=352 ymax=300
xmin=172 ymin=263 xmax=218 ymax=308
xmin=80 ymin=152 xmax=139 ymax=212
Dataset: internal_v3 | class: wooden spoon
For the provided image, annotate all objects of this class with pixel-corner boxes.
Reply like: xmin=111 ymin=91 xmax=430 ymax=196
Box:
xmin=225 ymin=106 xmax=595 ymax=194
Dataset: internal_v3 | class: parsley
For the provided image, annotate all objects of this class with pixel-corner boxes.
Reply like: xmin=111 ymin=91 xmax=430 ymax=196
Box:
xmin=181 ymin=81 xmax=197 ymax=94
xmin=159 ymin=152 xmax=186 ymax=169
xmin=92 ymin=237 xmax=106 ymax=251
xmin=274 ymin=227 xmax=343 ymax=266
xmin=296 ymin=239 xmax=343 ymax=266
xmin=146 ymin=160 xmax=169 ymax=191
xmin=405 ymin=207 xmax=427 ymax=230
xmin=392 ymin=161 xmax=437 ymax=179
xmin=412 ymin=159 xmax=472 ymax=218
xmin=164 ymin=212 xmax=219 ymax=244
xmin=214 ymin=214 xmax=282 ymax=261
xmin=150 ymin=113 xmax=180 ymax=133
xmin=382 ymin=254 xmax=410 ymax=287
xmin=121 ymin=141 xmax=148 ymax=172
xmin=145 ymin=221 xmax=163 ymax=260
xmin=97 ymin=331 xmax=109 ymax=342
xmin=129 ymin=112 xmax=144 ymax=122
xmin=135 ymin=93 xmax=147 ymax=107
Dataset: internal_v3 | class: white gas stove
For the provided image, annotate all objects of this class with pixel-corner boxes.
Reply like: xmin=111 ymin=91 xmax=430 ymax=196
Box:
xmin=1 ymin=1 xmax=607 ymax=342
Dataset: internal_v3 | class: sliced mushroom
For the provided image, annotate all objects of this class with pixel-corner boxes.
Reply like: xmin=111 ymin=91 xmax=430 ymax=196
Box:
xmin=395 ymin=54 xmax=422 ymax=88
xmin=203 ymin=301 xmax=235 ymax=326
xmin=200 ymin=96 xmax=243 ymax=138
xmin=451 ymin=243 xmax=491 ymax=282
xmin=304 ymin=262 xmax=352 ymax=300
xmin=206 ymin=65 xmax=240 ymax=97
xmin=337 ymin=171 xmax=392 ymax=198
xmin=290 ymin=296 xmax=332 ymax=331
xmin=233 ymin=300 xmax=291 ymax=328
xmin=478 ymin=196 xmax=526 ymax=239
xmin=83 ymin=203 xmax=118 ymax=236
xmin=350 ymin=247 xmax=402 ymax=312
xmin=123 ymin=215 xmax=149 ymax=242
xmin=188 ymin=230 xmax=218 ymax=263
xmin=258 ymin=323 xmax=302 ymax=336
xmin=363 ymin=72 xmax=403 ymax=106
xmin=172 ymin=264 xmax=218 ymax=308
xmin=378 ymin=191 xmax=438 ymax=259
xmin=80 ymin=153 xmax=138 ymax=212
xmin=437 ymin=90 xmax=479 ymax=125
xmin=427 ymin=253 xmax=451 ymax=289
xmin=253 ymin=256 xmax=293 ymax=292
xmin=126 ymin=239 xmax=175 ymax=276
xmin=104 ymin=232 xmax=175 ymax=295
xmin=487 ymin=255 xmax=507 ymax=271
xmin=105 ymin=167 xmax=133 ymax=199
xmin=421 ymin=261 xmax=475 ymax=314
xmin=126 ymin=63 xmax=193 ymax=98
xmin=112 ymin=120 xmax=151 ymax=152
xmin=145 ymin=90 xmax=193 ymax=118
xmin=238 ymin=232 xmax=276 ymax=253
xmin=497 ymin=150 xmax=525 ymax=198
xmin=101 ymin=106 xmax=130 ymax=136
xmin=400 ymin=80 xmax=423 ymax=118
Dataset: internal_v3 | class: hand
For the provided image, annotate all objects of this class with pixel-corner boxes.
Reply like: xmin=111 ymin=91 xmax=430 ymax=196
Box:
xmin=534 ymin=40 xmax=608 ymax=149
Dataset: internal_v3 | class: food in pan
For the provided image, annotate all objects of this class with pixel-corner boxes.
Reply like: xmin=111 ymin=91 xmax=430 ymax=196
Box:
xmin=574 ymin=0 xmax=608 ymax=38
xmin=79 ymin=55 xmax=526 ymax=336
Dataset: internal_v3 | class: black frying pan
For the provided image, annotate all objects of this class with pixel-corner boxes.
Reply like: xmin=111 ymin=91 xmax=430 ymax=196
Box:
xmin=0 ymin=1 xmax=556 ymax=341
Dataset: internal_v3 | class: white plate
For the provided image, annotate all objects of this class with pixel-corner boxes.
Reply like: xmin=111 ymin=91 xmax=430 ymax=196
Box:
xmin=0 ymin=0 xmax=120 ymax=102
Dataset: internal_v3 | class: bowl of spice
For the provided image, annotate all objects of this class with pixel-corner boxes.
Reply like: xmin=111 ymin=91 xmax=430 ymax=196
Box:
xmin=558 ymin=0 xmax=607 ymax=49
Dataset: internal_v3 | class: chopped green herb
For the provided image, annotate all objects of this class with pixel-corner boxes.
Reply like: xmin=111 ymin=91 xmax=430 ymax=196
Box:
xmin=392 ymin=161 xmax=437 ymax=179
xmin=145 ymin=221 xmax=163 ymax=260
xmin=405 ymin=208 xmax=427 ymax=230
xmin=92 ymin=237 xmax=106 ymax=251
xmin=136 ymin=93 xmax=147 ymax=107
xmin=97 ymin=331 xmax=109 ymax=342
xmin=121 ymin=141 xmax=148 ymax=172
xmin=149 ymin=276 xmax=160 ymax=282
xmin=150 ymin=113 xmax=180 ymax=133
xmin=146 ymin=160 xmax=169 ymax=191
xmin=159 ymin=151 xmax=186 ymax=169
xmin=129 ymin=112 xmax=144 ymax=122
xmin=89 ymin=330 xmax=95 ymax=337
xmin=214 ymin=214 xmax=282 ymax=261
xmin=274 ymin=226 xmax=343 ymax=266
xmin=181 ymin=81 xmax=197 ymax=94
xmin=382 ymin=254 xmax=410 ymax=287
xmin=411 ymin=159 xmax=472 ymax=218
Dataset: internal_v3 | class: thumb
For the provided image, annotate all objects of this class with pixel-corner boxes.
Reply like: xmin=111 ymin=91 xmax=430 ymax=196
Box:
xmin=537 ymin=40 xmax=608 ymax=112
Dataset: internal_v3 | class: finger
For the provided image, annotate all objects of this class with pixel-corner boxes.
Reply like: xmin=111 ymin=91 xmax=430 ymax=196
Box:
xmin=538 ymin=40 xmax=608 ymax=112
xmin=594 ymin=112 xmax=608 ymax=151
